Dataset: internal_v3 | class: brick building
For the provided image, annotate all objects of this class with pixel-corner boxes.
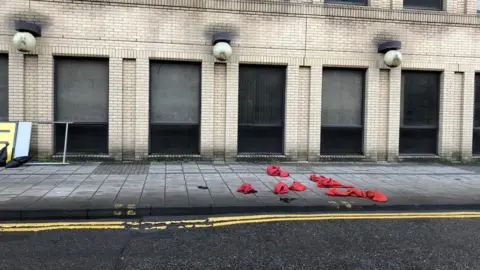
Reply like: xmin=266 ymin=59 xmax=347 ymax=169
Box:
xmin=1 ymin=0 xmax=480 ymax=162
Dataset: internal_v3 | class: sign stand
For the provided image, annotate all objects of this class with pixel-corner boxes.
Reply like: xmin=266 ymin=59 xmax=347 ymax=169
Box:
xmin=26 ymin=121 xmax=73 ymax=166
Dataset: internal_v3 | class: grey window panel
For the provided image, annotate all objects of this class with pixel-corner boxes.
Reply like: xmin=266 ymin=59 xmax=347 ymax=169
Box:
xmin=473 ymin=74 xmax=480 ymax=154
xmin=0 ymin=55 xmax=8 ymax=121
xmin=325 ymin=0 xmax=367 ymax=5
xmin=401 ymin=71 xmax=440 ymax=127
xmin=474 ymin=74 xmax=480 ymax=128
xmin=150 ymin=61 xmax=201 ymax=124
xmin=54 ymin=57 xmax=109 ymax=123
xmin=321 ymin=68 xmax=364 ymax=126
xmin=404 ymin=0 xmax=443 ymax=10
xmin=238 ymin=65 xmax=285 ymax=126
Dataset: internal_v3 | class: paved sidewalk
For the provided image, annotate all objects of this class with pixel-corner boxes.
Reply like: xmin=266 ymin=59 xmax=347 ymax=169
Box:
xmin=0 ymin=162 xmax=479 ymax=220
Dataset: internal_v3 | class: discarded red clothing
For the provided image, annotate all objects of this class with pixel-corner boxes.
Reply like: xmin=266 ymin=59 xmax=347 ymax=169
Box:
xmin=237 ymin=183 xmax=257 ymax=194
xmin=289 ymin=181 xmax=307 ymax=191
xmin=274 ymin=182 xmax=289 ymax=194
xmin=267 ymin=165 xmax=290 ymax=177
xmin=310 ymin=174 xmax=354 ymax=188
xmin=326 ymin=188 xmax=387 ymax=202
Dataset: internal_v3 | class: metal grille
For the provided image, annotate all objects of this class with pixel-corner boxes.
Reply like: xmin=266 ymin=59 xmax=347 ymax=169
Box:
xmin=400 ymin=71 xmax=440 ymax=154
xmin=400 ymin=128 xmax=438 ymax=154
xmin=401 ymin=71 xmax=440 ymax=127
xmin=404 ymin=0 xmax=443 ymax=10
xmin=238 ymin=65 xmax=285 ymax=126
xmin=92 ymin=162 xmax=150 ymax=175
xmin=0 ymin=55 xmax=8 ymax=121
xmin=55 ymin=123 xmax=108 ymax=154
xmin=238 ymin=65 xmax=285 ymax=154
xmin=473 ymin=130 xmax=480 ymax=155
xmin=149 ymin=61 xmax=201 ymax=154
xmin=324 ymin=0 xmax=367 ymax=5
xmin=473 ymin=74 xmax=480 ymax=155
xmin=150 ymin=124 xmax=199 ymax=154
xmin=474 ymin=74 xmax=480 ymax=128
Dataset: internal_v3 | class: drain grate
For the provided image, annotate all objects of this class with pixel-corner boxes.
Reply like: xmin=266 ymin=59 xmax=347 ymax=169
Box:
xmin=92 ymin=162 xmax=151 ymax=175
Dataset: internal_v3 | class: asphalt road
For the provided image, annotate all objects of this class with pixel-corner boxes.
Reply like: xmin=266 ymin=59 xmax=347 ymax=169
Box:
xmin=1 ymin=217 xmax=479 ymax=270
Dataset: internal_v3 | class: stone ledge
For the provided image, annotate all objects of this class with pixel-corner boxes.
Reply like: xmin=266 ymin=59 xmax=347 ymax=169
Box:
xmin=67 ymin=0 xmax=480 ymax=25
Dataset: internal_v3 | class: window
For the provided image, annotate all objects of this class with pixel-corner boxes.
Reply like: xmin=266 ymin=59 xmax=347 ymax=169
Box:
xmin=149 ymin=61 xmax=201 ymax=154
xmin=54 ymin=57 xmax=109 ymax=154
xmin=404 ymin=0 xmax=443 ymax=11
xmin=321 ymin=68 xmax=365 ymax=155
xmin=325 ymin=0 xmax=368 ymax=5
xmin=473 ymin=74 xmax=480 ymax=154
xmin=400 ymin=71 xmax=440 ymax=155
xmin=0 ymin=55 xmax=7 ymax=121
xmin=238 ymin=65 xmax=286 ymax=154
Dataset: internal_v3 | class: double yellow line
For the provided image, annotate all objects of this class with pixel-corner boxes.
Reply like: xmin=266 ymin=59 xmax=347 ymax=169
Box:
xmin=0 ymin=221 xmax=127 ymax=232
xmin=2 ymin=211 xmax=480 ymax=232
xmin=207 ymin=212 xmax=480 ymax=227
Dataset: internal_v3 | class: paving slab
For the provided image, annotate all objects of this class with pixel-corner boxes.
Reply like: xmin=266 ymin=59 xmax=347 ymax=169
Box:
xmin=0 ymin=162 xmax=479 ymax=220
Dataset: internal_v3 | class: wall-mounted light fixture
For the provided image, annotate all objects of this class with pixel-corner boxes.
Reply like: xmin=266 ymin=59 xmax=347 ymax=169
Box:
xmin=12 ymin=20 xmax=42 ymax=53
xmin=212 ymin=32 xmax=232 ymax=61
xmin=377 ymin=40 xmax=402 ymax=68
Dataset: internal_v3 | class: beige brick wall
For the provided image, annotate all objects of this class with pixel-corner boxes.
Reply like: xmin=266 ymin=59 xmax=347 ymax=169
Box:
xmin=225 ymin=63 xmax=239 ymax=160
xmin=36 ymin=55 xmax=53 ymax=159
xmin=364 ymin=68 xmax=380 ymax=159
xmin=386 ymin=68 xmax=401 ymax=161
xmin=213 ymin=63 xmax=227 ymax=159
xmin=376 ymin=69 xmax=390 ymax=160
xmin=456 ymin=0 xmax=467 ymax=14
xmin=461 ymin=71 xmax=475 ymax=161
xmin=8 ymin=53 xmax=24 ymax=121
xmin=122 ymin=59 xmax=136 ymax=160
xmin=297 ymin=66 xmax=311 ymax=161
xmin=308 ymin=67 xmax=322 ymax=160
xmin=285 ymin=65 xmax=300 ymax=158
xmin=24 ymin=55 xmax=39 ymax=156
xmin=134 ymin=58 xmax=149 ymax=160
xmin=452 ymin=72 xmax=465 ymax=158
xmin=200 ymin=62 xmax=215 ymax=158
xmin=439 ymin=71 xmax=462 ymax=159
xmin=1 ymin=0 xmax=480 ymax=161
xmin=109 ymin=57 xmax=123 ymax=160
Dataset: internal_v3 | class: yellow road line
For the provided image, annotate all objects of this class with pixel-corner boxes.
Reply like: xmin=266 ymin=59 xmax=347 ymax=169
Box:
xmin=1 ymin=211 xmax=480 ymax=232
xmin=138 ymin=212 xmax=480 ymax=225
xmin=194 ymin=224 xmax=213 ymax=228
xmin=0 ymin=225 xmax=125 ymax=232
xmin=142 ymin=219 xmax=208 ymax=225
xmin=0 ymin=221 xmax=125 ymax=228
xmin=206 ymin=211 xmax=480 ymax=222
xmin=145 ymin=225 xmax=168 ymax=230
xmin=211 ymin=214 xmax=480 ymax=227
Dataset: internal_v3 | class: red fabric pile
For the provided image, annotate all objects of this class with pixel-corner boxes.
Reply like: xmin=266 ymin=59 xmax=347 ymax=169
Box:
xmin=289 ymin=181 xmax=307 ymax=191
xmin=237 ymin=183 xmax=257 ymax=194
xmin=266 ymin=165 xmax=290 ymax=177
xmin=326 ymin=188 xmax=387 ymax=202
xmin=310 ymin=174 xmax=353 ymax=188
xmin=310 ymin=174 xmax=387 ymax=202
xmin=238 ymin=166 xmax=387 ymax=203
xmin=274 ymin=182 xmax=289 ymax=194
xmin=237 ymin=166 xmax=387 ymax=202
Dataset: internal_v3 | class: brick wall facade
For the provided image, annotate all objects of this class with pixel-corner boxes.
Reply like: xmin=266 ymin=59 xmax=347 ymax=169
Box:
xmin=1 ymin=0 xmax=480 ymax=161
